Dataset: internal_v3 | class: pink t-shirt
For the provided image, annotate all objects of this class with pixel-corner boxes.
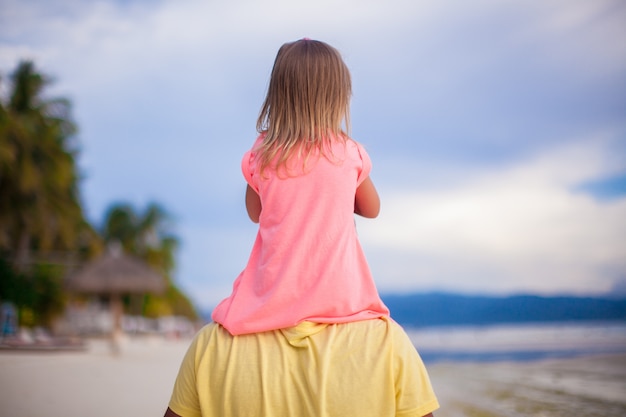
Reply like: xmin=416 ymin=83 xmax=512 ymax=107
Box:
xmin=212 ymin=135 xmax=389 ymax=335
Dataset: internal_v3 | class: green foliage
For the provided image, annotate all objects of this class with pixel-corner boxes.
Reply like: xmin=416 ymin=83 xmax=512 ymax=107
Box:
xmin=0 ymin=257 xmax=66 ymax=327
xmin=166 ymin=284 xmax=198 ymax=319
xmin=143 ymin=293 xmax=173 ymax=318
xmin=141 ymin=285 xmax=198 ymax=320
xmin=0 ymin=60 xmax=100 ymax=268
xmin=0 ymin=60 xmax=196 ymax=325
xmin=102 ymin=202 xmax=197 ymax=319
xmin=0 ymin=257 xmax=29 ymax=307
xmin=0 ymin=60 xmax=104 ymax=329
xmin=102 ymin=202 xmax=178 ymax=272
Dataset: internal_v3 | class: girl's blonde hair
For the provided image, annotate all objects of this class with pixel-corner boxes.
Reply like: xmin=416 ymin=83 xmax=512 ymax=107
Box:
xmin=256 ymin=38 xmax=352 ymax=173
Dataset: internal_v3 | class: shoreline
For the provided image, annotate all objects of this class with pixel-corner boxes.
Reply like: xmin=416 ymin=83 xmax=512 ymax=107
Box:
xmin=428 ymin=352 xmax=626 ymax=417
xmin=0 ymin=336 xmax=625 ymax=417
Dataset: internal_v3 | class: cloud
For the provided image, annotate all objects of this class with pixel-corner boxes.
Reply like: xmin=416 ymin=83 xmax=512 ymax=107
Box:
xmin=358 ymin=137 xmax=626 ymax=295
xmin=2 ymin=0 xmax=625 ymax=308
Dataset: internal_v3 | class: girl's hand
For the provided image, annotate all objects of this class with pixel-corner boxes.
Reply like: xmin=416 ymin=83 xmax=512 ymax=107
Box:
xmin=354 ymin=176 xmax=380 ymax=218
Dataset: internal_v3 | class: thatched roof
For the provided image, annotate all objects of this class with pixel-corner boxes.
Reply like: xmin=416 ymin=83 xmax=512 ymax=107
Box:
xmin=66 ymin=253 xmax=166 ymax=295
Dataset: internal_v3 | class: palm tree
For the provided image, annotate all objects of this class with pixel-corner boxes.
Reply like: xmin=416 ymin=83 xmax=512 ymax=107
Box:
xmin=102 ymin=202 xmax=177 ymax=268
xmin=0 ymin=61 xmax=100 ymax=328
xmin=0 ymin=61 xmax=97 ymax=271
xmin=101 ymin=202 xmax=196 ymax=319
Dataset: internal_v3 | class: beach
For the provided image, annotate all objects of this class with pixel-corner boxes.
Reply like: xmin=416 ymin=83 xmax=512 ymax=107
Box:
xmin=429 ymin=354 xmax=626 ymax=417
xmin=0 ymin=337 xmax=187 ymax=417
xmin=1 ymin=333 xmax=625 ymax=417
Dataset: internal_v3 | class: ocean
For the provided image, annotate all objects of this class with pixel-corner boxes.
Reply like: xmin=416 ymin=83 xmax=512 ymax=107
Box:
xmin=404 ymin=321 xmax=626 ymax=364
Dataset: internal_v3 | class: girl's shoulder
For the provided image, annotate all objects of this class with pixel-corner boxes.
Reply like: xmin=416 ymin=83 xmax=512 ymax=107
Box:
xmin=343 ymin=135 xmax=366 ymax=148
xmin=250 ymin=133 xmax=266 ymax=152
xmin=343 ymin=137 xmax=370 ymax=158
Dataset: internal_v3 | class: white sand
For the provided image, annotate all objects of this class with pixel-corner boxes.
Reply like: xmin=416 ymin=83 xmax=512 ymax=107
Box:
xmin=1 ymin=336 xmax=625 ymax=417
xmin=0 ymin=337 xmax=189 ymax=417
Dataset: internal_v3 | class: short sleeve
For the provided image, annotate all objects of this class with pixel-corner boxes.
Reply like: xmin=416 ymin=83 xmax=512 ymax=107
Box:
xmin=241 ymin=136 xmax=264 ymax=192
xmin=355 ymin=142 xmax=372 ymax=186
xmin=168 ymin=332 xmax=203 ymax=417
xmin=391 ymin=322 xmax=440 ymax=417
xmin=241 ymin=150 xmax=257 ymax=191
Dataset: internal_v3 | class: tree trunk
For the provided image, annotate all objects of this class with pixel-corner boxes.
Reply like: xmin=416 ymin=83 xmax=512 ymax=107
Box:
xmin=110 ymin=293 xmax=123 ymax=355
xmin=14 ymin=229 xmax=30 ymax=273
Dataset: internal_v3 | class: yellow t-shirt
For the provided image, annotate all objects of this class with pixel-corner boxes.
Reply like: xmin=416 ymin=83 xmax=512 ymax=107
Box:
xmin=168 ymin=318 xmax=439 ymax=417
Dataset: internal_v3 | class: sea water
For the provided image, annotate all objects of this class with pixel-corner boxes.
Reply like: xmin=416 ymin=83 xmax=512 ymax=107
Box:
xmin=404 ymin=321 xmax=626 ymax=363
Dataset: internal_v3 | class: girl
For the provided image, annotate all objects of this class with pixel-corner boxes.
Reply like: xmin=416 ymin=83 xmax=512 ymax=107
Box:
xmin=211 ymin=38 xmax=390 ymax=335
xmin=165 ymin=39 xmax=438 ymax=417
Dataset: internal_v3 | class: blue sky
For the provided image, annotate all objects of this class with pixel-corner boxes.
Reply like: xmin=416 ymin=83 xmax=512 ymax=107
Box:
xmin=2 ymin=0 xmax=625 ymax=309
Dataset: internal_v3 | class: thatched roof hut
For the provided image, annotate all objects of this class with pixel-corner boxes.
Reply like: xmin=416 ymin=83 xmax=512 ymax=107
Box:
xmin=66 ymin=252 xmax=166 ymax=295
xmin=66 ymin=251 xmax=166 ymax=353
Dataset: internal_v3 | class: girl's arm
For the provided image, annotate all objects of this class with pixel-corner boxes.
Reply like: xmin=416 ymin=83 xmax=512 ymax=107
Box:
xmin=245 ymin=184 xmax=262 ymax=223
xmin=354 ymin=176 xmax=380 ymax=218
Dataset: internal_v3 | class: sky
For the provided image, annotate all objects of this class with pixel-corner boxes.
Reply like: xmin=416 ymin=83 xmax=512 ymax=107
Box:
xmin=2 ymin=0 xmax=625 ymax=310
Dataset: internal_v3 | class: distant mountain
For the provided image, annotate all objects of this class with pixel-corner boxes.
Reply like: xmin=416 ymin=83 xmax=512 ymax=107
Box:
xmin=381 ymin=292 xmax=626 ymax=327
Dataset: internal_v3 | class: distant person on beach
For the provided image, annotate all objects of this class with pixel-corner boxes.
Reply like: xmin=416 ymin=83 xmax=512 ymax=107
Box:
xmin=165 ymin=38 xmax=439 ymax=417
